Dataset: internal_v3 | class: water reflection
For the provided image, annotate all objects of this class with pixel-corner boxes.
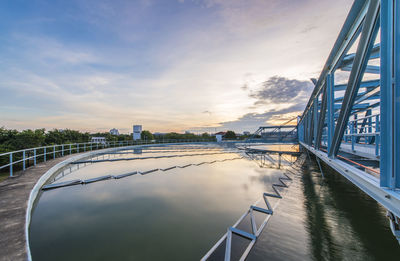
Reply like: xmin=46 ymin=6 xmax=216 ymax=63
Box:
xmin=247 ymin=156 xmax=400 ymax=261
xmin=133 ymin=147 xmax=142 ymax=154
xmin=246 ymin=152 xmax=297 ymax=169
xmin=29 ymin=144 xmax=400 ymax=261
xmin=300 ymin=158 xmax=400 ymax=261
xmin=243 ymin=143 xmax=299 ymax=152
xmin=302 ymin=162 xmax=340 ymax=260
xmin=30 ymin=144 xmax=284 ymax=261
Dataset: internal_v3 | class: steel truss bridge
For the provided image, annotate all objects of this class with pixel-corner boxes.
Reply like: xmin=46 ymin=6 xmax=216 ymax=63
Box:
xmin=297 ymin=0 xmax=400 ymax=241
xmin=246 ymin=125 xmax=298 ymax=143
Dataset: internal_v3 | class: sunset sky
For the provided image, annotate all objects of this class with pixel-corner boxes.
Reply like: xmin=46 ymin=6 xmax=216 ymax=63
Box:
xmin=0 ymin=0 xmax=353 ymax=134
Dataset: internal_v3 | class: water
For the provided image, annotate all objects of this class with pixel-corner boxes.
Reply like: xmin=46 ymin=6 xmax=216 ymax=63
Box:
xmin=29 ymin=144 xmax=289 ymax=260
xmin=247 ymin=157 xmax=400 ymax=261
xmin=29 ymin=144 xmax=400 ymax=260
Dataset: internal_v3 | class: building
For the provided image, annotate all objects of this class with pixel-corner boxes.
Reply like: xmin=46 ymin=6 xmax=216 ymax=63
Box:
xmin=91 ymin=137 xmax=106 ymax=144
xmin=109 ymin=128 xmax=119 ymax=135
xmin=214 ymin=131 xmax=226 ymax=142
xmin=133 ymin=125 xmax=142 ymax=140
xmin=243 ymin=131 xmax=251 ymax=136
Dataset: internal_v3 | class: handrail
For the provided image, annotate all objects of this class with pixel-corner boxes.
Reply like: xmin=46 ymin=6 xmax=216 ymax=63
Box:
xmin=348 ymin=113 xmax=380 ymax=122
xmin=0 ymin=139 xmax=216 ymax=177
xmin=0 ymin=141 xmax=99 ymax=156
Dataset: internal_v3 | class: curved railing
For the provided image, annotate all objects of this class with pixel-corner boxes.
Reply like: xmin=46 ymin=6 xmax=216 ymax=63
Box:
xmin=0 ymin=139 xmax=215 ymax=177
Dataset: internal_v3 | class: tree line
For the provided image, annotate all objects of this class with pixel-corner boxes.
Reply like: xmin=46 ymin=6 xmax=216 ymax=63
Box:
xmin=0 ymin=127 xmax=221 ymax=153
xmin=0 ymin=128 xmax=133 ymax=153
xmin=0 ymin=127 xmax=251 ymax=154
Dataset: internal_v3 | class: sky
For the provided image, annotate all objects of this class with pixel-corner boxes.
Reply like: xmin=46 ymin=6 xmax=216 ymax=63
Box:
xmin=0 ymin=0 xmax=354 ymax=134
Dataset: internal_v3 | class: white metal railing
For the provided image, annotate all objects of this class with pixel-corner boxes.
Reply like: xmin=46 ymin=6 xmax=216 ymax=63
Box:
xmin=320 ymin=114 xmax=381 ymax=157
xmin=0 ymin=139 xmax=215 ymax=177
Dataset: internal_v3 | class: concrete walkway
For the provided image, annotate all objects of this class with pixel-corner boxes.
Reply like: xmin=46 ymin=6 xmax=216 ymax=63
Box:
xmin=0 ymin=154 xmax=79 ymax=261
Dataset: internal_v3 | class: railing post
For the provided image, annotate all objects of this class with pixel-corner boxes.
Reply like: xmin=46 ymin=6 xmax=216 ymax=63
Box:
xmin=375 ymin=115 xmax=380 ymax=156
xmin=351 ymin=121 xmax=355 ymax=151
xmin=376 ymin=133 xmax=380 ymax=157
xmin=44 ymin=147 xmax=46 ymax=162
xmin=9 ymin=152 xmax=13 ymax=177
xmin=53 ymin=146 xmax=56 ymax=159
xmin=313 ymin=97 xmax=318 ymax=147
xmin=77 ymin=144 xmax=79 ymax=153
xmin=23 ymin=150 xmax=26 ymax=170
xmin=34 ymin=149 xmax=36 ymax=166
xmin=62 ymin=145 xmax=64 ymax=156
xmin=368 ymin=110 xmax=372 ymax=136
xmin=84 ymin=144 xmax=86 ymax=152
xmin=70 ymin=144 xmax=72 ymax=154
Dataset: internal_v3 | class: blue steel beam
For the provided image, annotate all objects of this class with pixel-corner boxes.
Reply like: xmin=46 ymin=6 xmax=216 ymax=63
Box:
xmin=334 ymin=79 xmax=380 ymax=91
xmin=341 ymin=64 xmax=380 ymax=74
xmin=380 ymin=0 xmax=400 ymax=189
xmin=326 ymin=73 xmax=335 ymax=153
xmin=333 ymin=89 xmax=380 ymax=103
xmin=338 ymin=44 xmax=380 ymax=69
xmin=329 ymin=0 xmax=380 ymax=157
xmin=313 ymin=97 xmax=319 ymax=147
xmin=333 ymin=103 xmax=371 ymax=110
xmin=316 ymin=84 xmax=327 ymax=149
xmin=300 ymin=0 xmax=369 ymax=121
xmin=309 ymin=103 xmax=316 ymax=145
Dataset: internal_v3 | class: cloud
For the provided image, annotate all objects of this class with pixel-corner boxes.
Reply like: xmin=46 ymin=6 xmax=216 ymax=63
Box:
xmin=12 ymin=35 xmax=98 ymax=66
xmin=188 ymin=76 xmax=313 ymax=133
xmin=301 ymin=25 xmax=318 ymax=34
xmin=249 ymin=76 xmax=313 ymax=105
xmin=241 ymin=84 xmax=249 ymax=91
xmin=217 ymin=102 xmax=304 ymax=132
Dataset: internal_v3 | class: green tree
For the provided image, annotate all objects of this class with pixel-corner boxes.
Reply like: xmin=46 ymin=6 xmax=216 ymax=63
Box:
xmin=201 ymin=132 xmax=210 ymax=139
xmin=11 ymin=129 xmax=46 ymax=149
xmin=141 ymin=130 xmax=154 ymax=140
xmin=224 ymin=130 xmax=237 ymax=140
xmin=118 ymin=134 xmax=132 ymax=141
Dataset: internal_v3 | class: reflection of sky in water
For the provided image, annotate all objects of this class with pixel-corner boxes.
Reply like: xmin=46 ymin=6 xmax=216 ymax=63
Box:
xmin=53 ymin=152 xmax=241 ymax=182
xmin=245 ymin=144 xmax=299 ymax=152
xmin=30 ymin=144 xmax=286 ymax=261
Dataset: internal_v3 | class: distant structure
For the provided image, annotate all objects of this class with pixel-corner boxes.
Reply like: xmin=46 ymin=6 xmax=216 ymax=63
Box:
xmin=214 ymin=131 xmax=226 ymax=142
xmin=243 ymin=131 xmax=250 ymax=135
xmin=109 ymin=128 xmax=119 ymax=135
xmin=133 ymin=125 xmax=142 ymax=140
xmin=91 ymin=137 xmax=106 ymax=144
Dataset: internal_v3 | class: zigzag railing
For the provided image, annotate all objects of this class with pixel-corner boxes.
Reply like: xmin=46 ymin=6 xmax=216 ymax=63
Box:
xmin=201 ymin=154 xmax=306 ymax=261
xmin=72 ymin=151 xmax=237 ymax=164
xmin=42 ymin=157 xmax=243 ymax=191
